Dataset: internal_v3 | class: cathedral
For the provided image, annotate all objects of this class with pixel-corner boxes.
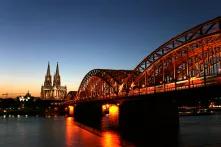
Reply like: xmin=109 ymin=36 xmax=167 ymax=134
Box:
xmin=41 ymin=62 xmax=67 ymax=100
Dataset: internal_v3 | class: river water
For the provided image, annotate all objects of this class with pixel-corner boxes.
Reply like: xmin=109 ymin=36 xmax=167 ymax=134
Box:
xmin=0 ymin=114 xmax=221 ymax=147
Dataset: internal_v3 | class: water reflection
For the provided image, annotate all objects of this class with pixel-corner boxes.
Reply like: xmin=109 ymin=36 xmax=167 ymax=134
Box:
xmin=65 ymin=117 xmax=75 ymax=147
xmin=101 ymin=131 xmax=121 ymax=147
xmin=0 ymin=114 xmax=220 ymax=146
xmin=65 ymin=116 xmax=133 ymax=147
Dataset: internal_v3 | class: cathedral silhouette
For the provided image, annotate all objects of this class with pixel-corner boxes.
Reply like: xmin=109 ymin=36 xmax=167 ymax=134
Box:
xmin=41 ymin=62 xmax=67 ymax=100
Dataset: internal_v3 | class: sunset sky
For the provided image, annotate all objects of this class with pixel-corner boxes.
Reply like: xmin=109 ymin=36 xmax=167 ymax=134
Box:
xmin=0 ymin=0 xmax=220 ymax=97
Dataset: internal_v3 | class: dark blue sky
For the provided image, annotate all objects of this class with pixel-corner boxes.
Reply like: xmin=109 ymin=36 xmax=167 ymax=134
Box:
xmin=0 ymin=0 xmax=220 ymax=96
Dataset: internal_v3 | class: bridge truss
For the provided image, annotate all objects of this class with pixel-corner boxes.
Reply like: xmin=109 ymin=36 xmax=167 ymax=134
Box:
xmin=76 ymin=17 xmax=221 ymax=101
xmin=77 ymin=69 xmax=132 ymax=101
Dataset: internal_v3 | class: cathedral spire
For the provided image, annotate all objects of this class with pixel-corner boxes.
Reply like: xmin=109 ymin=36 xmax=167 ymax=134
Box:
xmin=46 ymin=62 xmax=51 ymax=76
xmin=53 ymin=62 xmax=61 ymax=87
xmin=44 ymin=62 xmax=52 ymax=87
xmin=55 ymin=62 xmax=59 ymax=76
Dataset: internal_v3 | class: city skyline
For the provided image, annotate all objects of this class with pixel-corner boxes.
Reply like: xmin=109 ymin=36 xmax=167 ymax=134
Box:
xmin=0 ymin=0 xmax=220 ymax=97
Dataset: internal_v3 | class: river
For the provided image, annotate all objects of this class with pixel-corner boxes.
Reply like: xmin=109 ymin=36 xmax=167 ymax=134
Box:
xmin=0 ymin=114 xmax=221 ymax=146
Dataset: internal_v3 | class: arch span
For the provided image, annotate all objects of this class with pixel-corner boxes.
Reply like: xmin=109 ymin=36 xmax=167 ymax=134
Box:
xmin=127 ymin=16 xmax=221 ymax=93
xmin=77 ymin=69 xmax=132 ymax=100
xmin=76 ymin=17 xmax=221 ymax=100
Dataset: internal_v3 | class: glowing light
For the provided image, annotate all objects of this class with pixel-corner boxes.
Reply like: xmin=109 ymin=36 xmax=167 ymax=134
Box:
xmin=102 ymin=105 xmax=107 ymax=110
xmin=109 ymin=105 xmax=119 ymax=127
xmin=109 ymin=105 xmax=118 ymax=114
xmin=68 ymin=106 xmax=74 ymax=116
xmin=102 ymin=104 xmax=111 ymax=113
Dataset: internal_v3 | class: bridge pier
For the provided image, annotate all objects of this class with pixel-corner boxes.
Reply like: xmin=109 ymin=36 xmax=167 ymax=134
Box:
xmin=72 ymin=95 xmax=179 ymax=145
xmin=74 ymin=102 xmax=102 ymax=129
xmin=119 ymin=95 xmax=179 ymax=145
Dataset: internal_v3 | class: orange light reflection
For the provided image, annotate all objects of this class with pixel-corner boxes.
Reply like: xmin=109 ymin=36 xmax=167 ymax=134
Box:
xmin=101 ymin=131 xmax=121 ymax=147
xmin=65 ymin=117 xmax=75 ymax=147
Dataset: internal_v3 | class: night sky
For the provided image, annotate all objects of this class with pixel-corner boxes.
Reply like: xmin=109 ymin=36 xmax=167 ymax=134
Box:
xmin=0 ymin=0 xmax=220 ymax=96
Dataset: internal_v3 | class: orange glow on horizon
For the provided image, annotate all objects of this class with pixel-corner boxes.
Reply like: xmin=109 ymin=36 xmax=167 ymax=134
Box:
xmin=0 ymin=82 xmax=79 ymax=98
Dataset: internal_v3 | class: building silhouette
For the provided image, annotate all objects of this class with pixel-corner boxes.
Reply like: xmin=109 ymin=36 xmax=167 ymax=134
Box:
xmin=41 ymin=62 xmax=67 ymax=100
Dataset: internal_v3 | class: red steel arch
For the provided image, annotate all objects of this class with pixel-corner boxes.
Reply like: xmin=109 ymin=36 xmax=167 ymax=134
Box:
xmin=77 ymin=69 xmax=132 ymax=100
xmin=76 ymin=16 xmax=221 ymax=100
xmin=126 ymin=16 xmax=221 ymax=94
